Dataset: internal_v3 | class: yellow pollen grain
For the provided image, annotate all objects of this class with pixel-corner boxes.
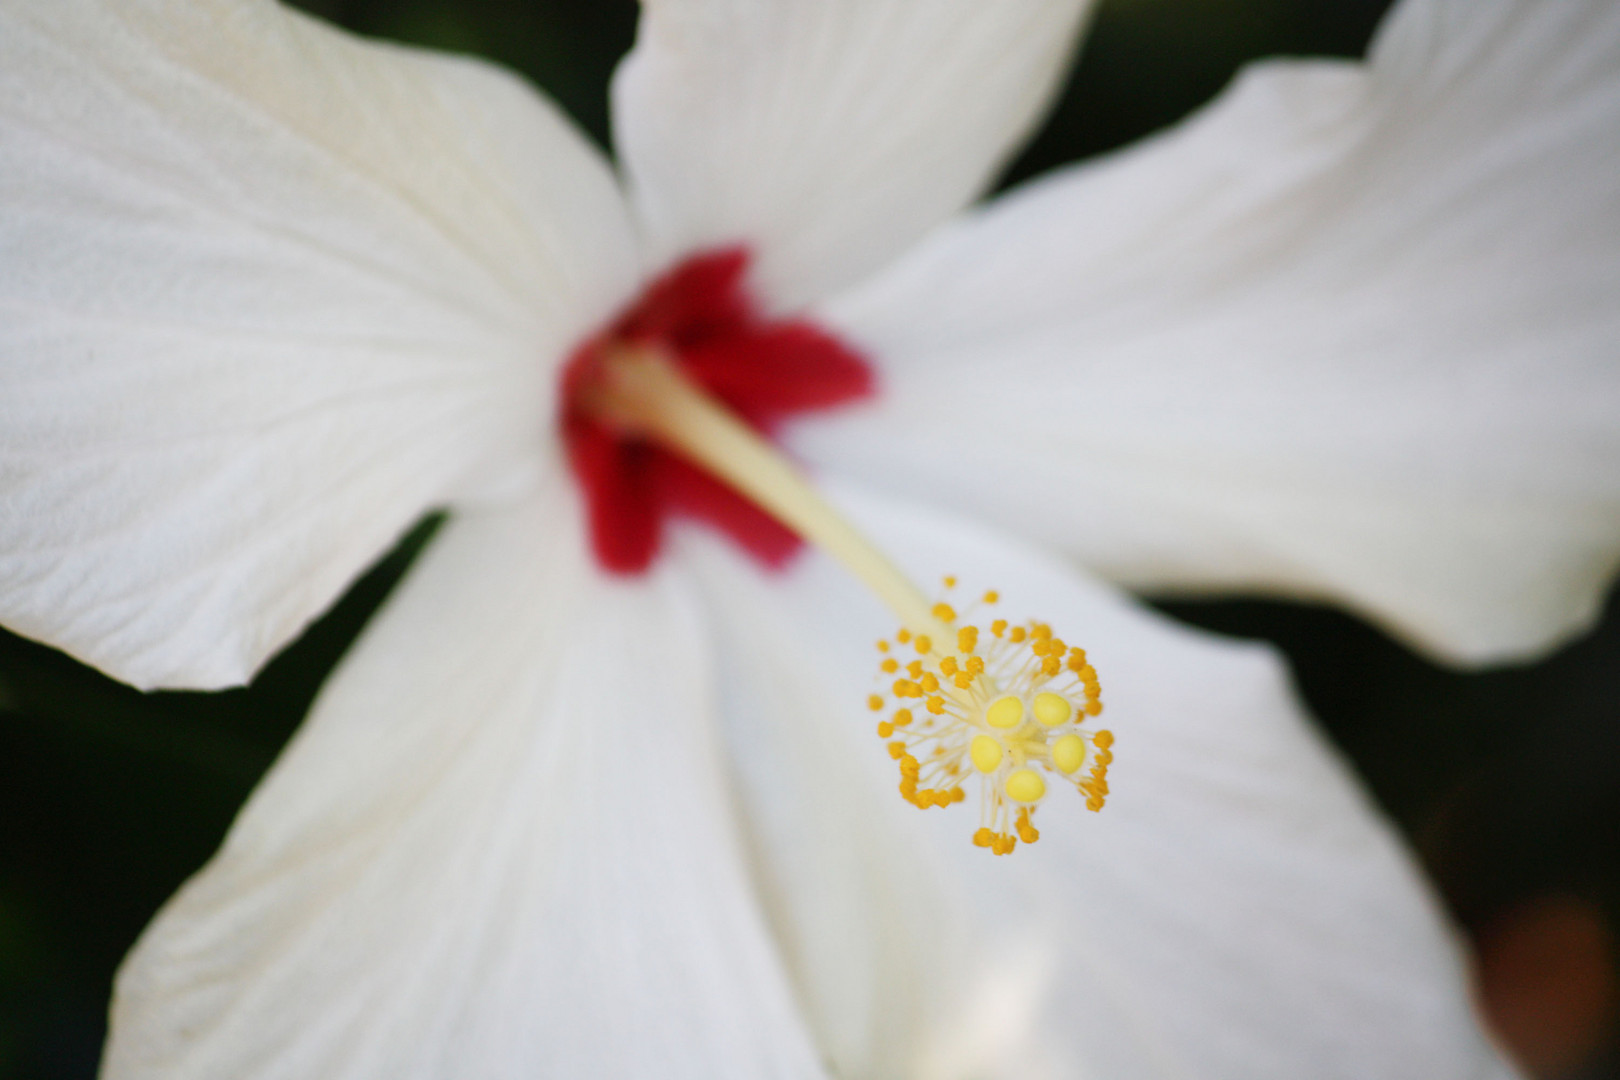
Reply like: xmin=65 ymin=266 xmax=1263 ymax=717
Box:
xmin=1005 ymin=768 xmax=1046 ymax=803
xmin=892 ymin=708 xmax=913 ymax=726
xmin=919 ymin=672 xmax=939 ymax=692
xmin=907 ymin=660 xmax=924 ymax=678
xmin=943 ymin=575 xmax=958 ymax=589
xmin=876 ymin=721 xmax=894 ymax=737
xmin=957 ymin=626 xmax=979 ymax=653
xmin=1085 ymin=700 xmax=1104 ymax=716
xmin=897 ymin=629 xmax=911 ymax=644
xmin=926 ymin=695 xmax=946 ymax=715
xmin=938 ymin=656 xmax=958 ymax=676
xmin=881 ymin=658 xmax=899 ymax=673
xmin=991 ymin=619 xmax=1007 ymax=637
xmin=1094 ymin=730 xmax=1115 ymax=750
xmin=1033 ymin=692 xmax=1072 ymax=727
xmin=877 ymin=640 xmax=890 ymax=653
xmin=1009 ymin=627 xmax=1027 ymax=643
xmin=1052 ymin=733 xmax=1086 ymax=774
xmin=914 ymin=634 xmax=932 ymax=654
xmin=932 ymin=603 xmax=957 ymax=622
xmin=986 ymin=696 xmax=1024 ymax=729
xmin=965 ymin=656 xmax=985 ymax=676
xmin=983 ymin=590 xmax=999 ymax=603
xmin=970 ymin=735 xmax=1003 ymax=773
xmin=867 ymin=695 xmax=884 ymax=711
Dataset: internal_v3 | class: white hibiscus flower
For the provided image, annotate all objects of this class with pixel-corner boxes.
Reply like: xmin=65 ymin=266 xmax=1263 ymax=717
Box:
xmin=2 ymin=0 xmax=1617 ymax=1077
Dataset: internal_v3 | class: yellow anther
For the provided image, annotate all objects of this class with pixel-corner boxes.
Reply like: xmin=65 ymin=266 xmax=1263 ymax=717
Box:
xmin=986 ymin=696 xmax=1024 ymax=729
xmin=877 ymin=640 xmax=890 ymax=653
xmin=869 ymin=587 xmax=1111 ymax=850
xmin=983 ymin=590 xmax=1000 ymax=603
xmin=867 ymin=695 xmax=884 ymax=711
xmin=1005 ymin=768 xmax=1046 ymax=803
xmin=970 ymin=734 xmax=1004 ymax=773
xmin=943 ymin=575 xmax=958 ymax=589
xmin=1033 ymin=692 xmax=1072 ymax=727
xmin=1051 ymin=734 xmax=1086 ymax=774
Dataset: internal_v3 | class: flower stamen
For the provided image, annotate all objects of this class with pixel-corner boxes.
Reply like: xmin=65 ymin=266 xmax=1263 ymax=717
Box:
xmin=578 ymin=344 xmax=1114 ymax=852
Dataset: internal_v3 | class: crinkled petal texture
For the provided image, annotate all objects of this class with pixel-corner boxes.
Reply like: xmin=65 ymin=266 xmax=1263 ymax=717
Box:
xmin=104 ymin=484 xmax=828 ymax=1080
xmin=798 ymin=0 xmax=1620 ymax=664
xmin=611 ymin=0 xmax=1092 ymax=310
xmin=0 ymin=0 xmax=637 ymax=689
xmin=680 ymin=485 xmax=1518 ymax=1079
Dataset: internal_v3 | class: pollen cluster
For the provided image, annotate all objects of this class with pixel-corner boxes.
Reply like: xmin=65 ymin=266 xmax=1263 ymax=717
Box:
xmin=868 ymin=579 xmax=1114 ymax=855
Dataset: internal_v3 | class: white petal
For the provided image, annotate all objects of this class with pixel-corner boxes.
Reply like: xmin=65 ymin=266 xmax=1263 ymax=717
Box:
xmin=798 ymin=0 xmax=1620 ymax=664
xmin=677 ymin=483 xmax=1518 ymax=1080
xmin=611 ymin=0 xmax=1092 ymax=310
xmin=0 ymin=0 xmax=638 ymax=688
xmin=104 ymin=485 xmax=826 ymax=1079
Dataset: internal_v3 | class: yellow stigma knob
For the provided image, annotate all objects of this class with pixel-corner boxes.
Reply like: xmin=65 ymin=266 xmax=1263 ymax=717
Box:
xmin=1032 ymin=692 xmax=1072 ymax=727
xmin=1005 ymin=768 xmax=1046 ymax=803
xmin=1051 ymin=734 xmax=1086 ymax=774
xmin=970 ymin=735 xmax=1004 ymax=774
xmin=986 ymin=695 xmax=1024 ymax=729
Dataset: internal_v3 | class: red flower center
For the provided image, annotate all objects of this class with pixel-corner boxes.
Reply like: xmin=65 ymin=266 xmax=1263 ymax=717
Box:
xmin=560 ymin=247 xmax=874 ymax=573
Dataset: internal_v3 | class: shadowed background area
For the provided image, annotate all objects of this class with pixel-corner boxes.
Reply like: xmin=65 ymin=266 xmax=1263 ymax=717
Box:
xmin=2 ymin=1 xmax=1616 ymax=1076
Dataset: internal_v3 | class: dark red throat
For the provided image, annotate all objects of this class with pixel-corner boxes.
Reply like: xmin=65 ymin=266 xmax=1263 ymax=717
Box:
xmin=560 ymin=247 xmax=874 ymax=573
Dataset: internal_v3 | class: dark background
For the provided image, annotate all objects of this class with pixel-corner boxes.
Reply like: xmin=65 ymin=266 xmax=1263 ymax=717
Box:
xmin=3 ymin=1 xmax=1615 ymax=1076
